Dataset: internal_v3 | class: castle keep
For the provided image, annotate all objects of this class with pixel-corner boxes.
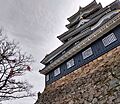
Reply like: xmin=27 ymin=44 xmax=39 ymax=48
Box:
xmin=36 ymin=0 xmax=120 ymax=103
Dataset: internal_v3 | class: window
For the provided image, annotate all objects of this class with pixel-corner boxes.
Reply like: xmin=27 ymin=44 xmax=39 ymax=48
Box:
xmin=82 ymin=47 xmax=93 ymax=59
xmin=67 ymin=58 xmax=75 ymax=69
xmin=102 ymin=33 xmax=117 ymax=47
xmin=46 ymin=74 xmax=49 ymax=81
xmin=54 ymin=68 xmax=60 ymax=76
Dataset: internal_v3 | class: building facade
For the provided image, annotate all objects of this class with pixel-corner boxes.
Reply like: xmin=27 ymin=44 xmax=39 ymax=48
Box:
xmin=40 ymin=0 xmax=120 ymax=86
xmin=36 ymin=0 xmax=120 ymax=104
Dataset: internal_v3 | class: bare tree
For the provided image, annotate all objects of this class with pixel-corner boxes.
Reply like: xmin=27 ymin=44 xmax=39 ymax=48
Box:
xmin=0 ymin=35 xmax=35 ymax=101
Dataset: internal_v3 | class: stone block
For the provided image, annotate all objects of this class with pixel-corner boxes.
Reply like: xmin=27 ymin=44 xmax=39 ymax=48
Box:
xmin=35 ymin=46 xmax=120 ymax=104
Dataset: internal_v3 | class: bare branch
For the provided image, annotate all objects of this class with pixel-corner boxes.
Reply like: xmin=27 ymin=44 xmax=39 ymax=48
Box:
xmin=0 ymin=34 xmax=34 ymax=101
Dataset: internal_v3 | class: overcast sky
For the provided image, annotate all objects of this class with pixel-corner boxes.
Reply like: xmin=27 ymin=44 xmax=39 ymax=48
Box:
xmin=0 ymin=0 xmax=115 ymax=103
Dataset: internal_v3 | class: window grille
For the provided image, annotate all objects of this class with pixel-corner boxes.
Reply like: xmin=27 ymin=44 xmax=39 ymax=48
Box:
xmin=102 ymin=33 xmax=117 ymax=47
xmin=82 ymin=47 xmax=93 ymax=59
xmin=67 ymin=58 xmax=75 ymax=69
xmin=46 ymin=74 xmax=49 ymax=81
xmin=54 ymin=67 xmax=60 ymax=76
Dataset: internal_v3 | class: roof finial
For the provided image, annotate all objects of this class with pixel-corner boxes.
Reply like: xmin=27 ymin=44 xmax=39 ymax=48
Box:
xmin=79 ymin=6 xmax=83 ymax=18
xmin=79 ymin=6 xmax=82 ymax=10
xmin=93 ymin=0 xmax=97 ymax=4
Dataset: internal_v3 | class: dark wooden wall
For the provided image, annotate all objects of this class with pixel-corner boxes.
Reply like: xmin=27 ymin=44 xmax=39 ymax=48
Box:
xmin=46 ymin=25 xmax=120 ymax=85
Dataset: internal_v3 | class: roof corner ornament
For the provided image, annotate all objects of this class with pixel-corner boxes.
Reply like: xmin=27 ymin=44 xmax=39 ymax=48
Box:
xmin=93 ymin=0 xmax=97 ymax=3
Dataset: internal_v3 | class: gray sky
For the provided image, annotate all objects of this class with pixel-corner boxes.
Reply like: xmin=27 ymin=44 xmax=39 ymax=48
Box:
xmin=0 ymin=0 xmax=115 ymax=103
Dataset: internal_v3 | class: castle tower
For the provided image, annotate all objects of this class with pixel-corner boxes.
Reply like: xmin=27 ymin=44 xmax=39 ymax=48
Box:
xmin=36 ymin=0 xmax=120 ymax=103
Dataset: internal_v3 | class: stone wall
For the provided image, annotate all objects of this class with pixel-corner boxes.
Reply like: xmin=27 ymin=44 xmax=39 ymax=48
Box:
xmin=35 ymin=46 xmax=120 ymax=104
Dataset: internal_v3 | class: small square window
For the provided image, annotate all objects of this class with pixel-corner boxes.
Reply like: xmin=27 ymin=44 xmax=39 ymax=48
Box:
xmin=46 ymin=74 xmax=49 ymax=81
xmin=82 ymin=47 xmax=93 ymax=59
xmin=54 ymin=68 xmax=60 ymax=76
xmin=67 ymin=58 xmax=75 ymax=69
xmin=102 ymin=33 xmax=117 ymax=47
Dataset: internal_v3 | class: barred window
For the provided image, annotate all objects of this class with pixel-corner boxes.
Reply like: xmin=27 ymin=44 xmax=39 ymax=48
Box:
xmin=102 ymin=33 xmax=117 ymax=47
xmin=82 ymin=47 xmax=93 ymax=59
xmin=67 ymin=58 xmax=75 ymax=69
xmin=46 ymin=74 xmax=49 ymax=81
xmin=54 ymin=68 xmax=60 ymax=76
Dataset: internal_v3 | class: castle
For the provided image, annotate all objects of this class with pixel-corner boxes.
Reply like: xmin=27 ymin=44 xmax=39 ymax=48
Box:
xmin=35 ymin=0 xmax=120 ymax=103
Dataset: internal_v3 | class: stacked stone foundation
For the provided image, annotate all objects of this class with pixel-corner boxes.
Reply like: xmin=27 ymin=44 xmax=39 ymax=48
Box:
xmin=35 ymin=46 xmax=120 ymax=104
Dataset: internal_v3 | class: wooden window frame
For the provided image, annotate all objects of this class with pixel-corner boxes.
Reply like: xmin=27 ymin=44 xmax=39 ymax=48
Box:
xmin=82 ymin=47 xmax=93 ymax=59
xmin=102 ymin=33 xmax=117 ymax=47
xmin=54 ymin=67 xmax=61 ymax=76
xmin=67 ymin=58 xmax=75 ymax=69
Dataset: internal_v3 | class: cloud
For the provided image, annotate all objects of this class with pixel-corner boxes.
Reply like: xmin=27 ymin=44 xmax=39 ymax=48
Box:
xmin=0 ymin=0 xmax=115 ymax=103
